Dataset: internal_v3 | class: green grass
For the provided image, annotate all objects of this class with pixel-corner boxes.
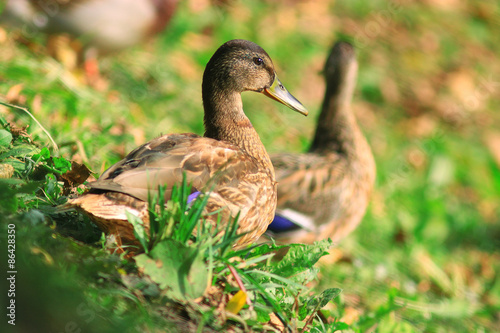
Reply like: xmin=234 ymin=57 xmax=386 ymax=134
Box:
xmin=0 ymin=126 xmax=341 ymax=332
xmin=1 ymin=0 xmax=499 ymax=332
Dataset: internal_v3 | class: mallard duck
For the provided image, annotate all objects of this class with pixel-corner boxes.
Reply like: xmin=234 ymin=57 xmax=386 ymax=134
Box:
xmin=65 ymin=39 xmax=308 ymax=248
xmin=266 ymin=41 xmax=375 ymax=244
xmin=1 ymin=0 xmax=178 ymax=52
xmin=1 ymin=0 xmax=178 ymax=81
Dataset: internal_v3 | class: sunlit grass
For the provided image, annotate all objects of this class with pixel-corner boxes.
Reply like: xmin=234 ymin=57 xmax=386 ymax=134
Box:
xmin=1 ymin=0 xmax=499 ymax=331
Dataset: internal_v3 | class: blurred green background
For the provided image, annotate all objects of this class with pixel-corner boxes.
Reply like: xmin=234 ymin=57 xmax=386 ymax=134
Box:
xmin=1 ymin=0 xmax=499 ymax=331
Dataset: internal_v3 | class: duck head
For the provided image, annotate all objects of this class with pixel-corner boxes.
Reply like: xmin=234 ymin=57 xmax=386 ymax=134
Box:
xmin=202 ymin=39 xmax=308 ymax=116
xmin=323 ymin=41 xmax=358 ymax=100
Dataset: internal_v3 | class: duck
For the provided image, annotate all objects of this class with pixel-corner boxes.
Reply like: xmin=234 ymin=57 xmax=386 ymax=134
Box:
xmin=1 ymin=0 xmax=178 ymax=82
xmin=266 ymin=41 xmax=376 ymax=244
xmin=65 ymin=39 xmax=308 ymax=248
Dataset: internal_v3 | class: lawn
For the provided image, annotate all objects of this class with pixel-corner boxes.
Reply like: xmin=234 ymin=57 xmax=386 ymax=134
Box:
xmin=1 ymin=1 xmax=499 ymax=332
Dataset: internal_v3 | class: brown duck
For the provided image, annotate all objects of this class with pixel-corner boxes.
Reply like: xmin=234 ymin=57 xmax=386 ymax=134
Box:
xmin=1 ymin=0 xmax=178 ymax=82
xmin=66 ymin=39 xmax=308 ymax=248
xmin=1 ymin=0 xmax=177 ymax=52
xmin=267 ymin=41 xmax=375 ymax=244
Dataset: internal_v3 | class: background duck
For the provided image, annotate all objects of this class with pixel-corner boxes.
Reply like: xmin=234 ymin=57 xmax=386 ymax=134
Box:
xmin=1 ymin=0 xmax=178 ymax=83
xmin=267 ymin=41 xmax=376 ymax=244
xmin=65 ymin=39 xmax=308 ymax=248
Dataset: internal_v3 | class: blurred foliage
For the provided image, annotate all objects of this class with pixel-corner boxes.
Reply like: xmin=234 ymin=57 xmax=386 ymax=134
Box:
xmin=1 ymin=0 xmax=499 ymax=332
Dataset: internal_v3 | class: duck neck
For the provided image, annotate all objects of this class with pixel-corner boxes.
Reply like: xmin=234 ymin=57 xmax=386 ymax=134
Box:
xmin=309 ymin=69 xmax=365 ymax=161
xmin=203 ymin=88 xmax=272 ymax=169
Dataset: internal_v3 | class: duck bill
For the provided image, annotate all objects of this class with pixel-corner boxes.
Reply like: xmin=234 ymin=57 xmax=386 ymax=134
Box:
xmin=263 ymin=75 xmax=308 ymax=116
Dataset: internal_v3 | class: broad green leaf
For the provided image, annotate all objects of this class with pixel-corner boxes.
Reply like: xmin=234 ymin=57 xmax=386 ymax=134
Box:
xmin=0 ymin=144 xmax=40 ymax=161
xmin=32 ymin=147 xmax=50 ymax=162
xmin=254 ymin=306 xmax=271 ymax=322
xmin=267 ymin=239 xmax=333 ymax=278
xmin=52 ymin=156 xmax=72 ymax=174
xmin=232 ymin=240 xmax=289 ymax=260
xmin=135 ymin=239 xmax=208 ymax=300
xmin=317 ymin=288 xmax=342 ymax=308
xmin=0 ymin=129 xmax=12 ymax=147
xmin=298 ymin=288 xmax=342 ymax=321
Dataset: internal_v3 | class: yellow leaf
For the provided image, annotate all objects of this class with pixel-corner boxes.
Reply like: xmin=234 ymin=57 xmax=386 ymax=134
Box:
xmin=225 ymin=290 xmax=247 ymax=314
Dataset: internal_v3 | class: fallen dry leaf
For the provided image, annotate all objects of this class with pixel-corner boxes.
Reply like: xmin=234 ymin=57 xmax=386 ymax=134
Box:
xmin=404 ymin=114 xmax=438 ymax=138
xmin=0 ymin=164 xmax=15 ymax=179
xmin=341 ymin=306 xmax=360 ymax=325
xmin=380 ymin=77 xmax=401 ymax=104
xmin=0 ymin=27 xmax=7 ymax=43
xmin=318 ymin=248 xmax=344 ymax=266
xmin=9 ymin=123 xmax=32 ymax=140
xmin=268 ymin=312 xmax=285 ymax=332
xmin=422 ymin=0 xmax=464 ymax=11
xmin=406 ymin=147 xmax=428 ymax=170
xmin=6 ymin=84 xmax=25 ymax=104
xmin=60 ymin=161 xmax=92 ymax=195
xmin=484 ymin=132 xmax=500 ymax=168
xmin=32 ymin=94 xmax=43 ymax=114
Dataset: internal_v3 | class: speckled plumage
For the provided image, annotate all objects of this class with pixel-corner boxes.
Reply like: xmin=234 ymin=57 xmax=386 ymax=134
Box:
xmin=65 ymin=39 xmax=308 ymax=248
xmin=269 ymin=41 xmax=376 ymax=243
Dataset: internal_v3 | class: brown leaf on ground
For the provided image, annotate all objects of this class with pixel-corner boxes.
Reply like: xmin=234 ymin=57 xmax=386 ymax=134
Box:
xmin=0 ymin=164 xmax=15 ymax=179
xmin=404 ymin=114 xmax=438 ymax=138
xmin=32 ymin=94 xmax=43 ymax=114
xmin=341 ymin=307 xmax=360 ymax=325
xmin=380 ymin=77 xmax=401 ymax=105
xmin=318 ymin=248 xmax=344 ymax=266
xmin=9 ymin=123 xmax=32 ymax=140
xmin=60 ymin=161 xmax=92 ymax=195
xmin=411 ymin=78 xmax=436 ymax=108
xmin=188 ymin=0 xmax=211 ymax=13
xmin=484 ymin=132 xmax=500 ymax=168
xmin=406 ymin=147 xmax=428 ymax=170
xmin=0 ymin=27 xmax=7 ymax=43
xmin=422 ymin=0 xmax=464 ymax=11
xmin=204 ymin=284 xmax=225 ymax=308
xmin=268 ymin=312 xmax=285 ymax=332
xmin=6 ymin=84 xmax=25 ymax=104
xmin=447 ymin=69 xmax=482 ymax=110
xmin=169 ymin=50 xmax=202 ymax=81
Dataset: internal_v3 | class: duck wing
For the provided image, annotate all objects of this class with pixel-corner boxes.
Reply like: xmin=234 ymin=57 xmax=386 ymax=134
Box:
xmin=90 ymin=133 xmax=260 ymax=204
xmin=270 ymin=152 xmax=348 ymax=228
xmin=66 ymin=132 xmax=273 ymax=246
xmin=272 ymin=152 xmax=346 ymax=205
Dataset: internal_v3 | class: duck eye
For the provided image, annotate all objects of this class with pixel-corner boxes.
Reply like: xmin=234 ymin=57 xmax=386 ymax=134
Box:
xmin=253 ymin=57 xmax=264 ymax=66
